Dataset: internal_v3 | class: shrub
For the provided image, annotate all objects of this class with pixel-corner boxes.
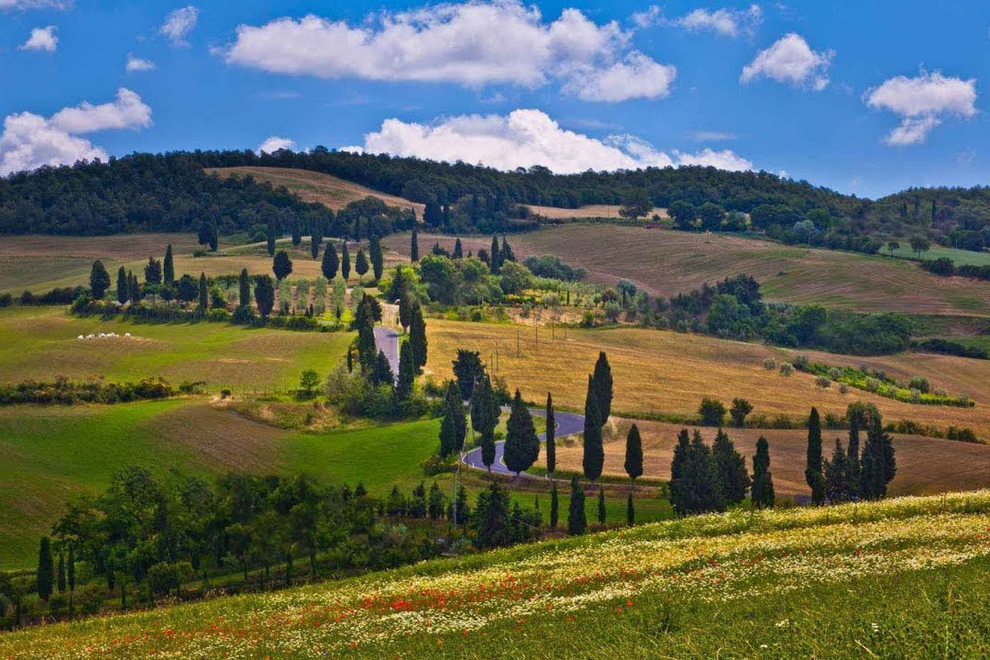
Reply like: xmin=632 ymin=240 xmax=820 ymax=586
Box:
xmin=779 ymin=362 xmax=793 ymax=376
xmin=865 ymin=377 xmax=880 ymax=392
xmin=815 ymin=375 xmax=831 ymax=388
xmin=729 ymin=398 xmax=752 ymax=427
xmin=934 ymin=387 xmax=948 ymax=397
xmin=839 ymin=383 xmax=849 ymax=394
xmin=698 ymin=397 xmax=726 ymax=426
xmin=828 ymin=367 xmax=842 ymax=380
xmin=909 ymin=376 xmax=930 ymax=393
xmin=793 ymin=354 xmax=810 ymax=371
xmin=762 ymin=357 xmax=777 ymax=370
xmin=947 ymin=426 xmax=980 ymax=443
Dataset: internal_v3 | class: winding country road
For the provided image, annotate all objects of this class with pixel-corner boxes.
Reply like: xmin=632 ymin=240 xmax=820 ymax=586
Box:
xmin=373 ymin=324 xmax=584 ymax=475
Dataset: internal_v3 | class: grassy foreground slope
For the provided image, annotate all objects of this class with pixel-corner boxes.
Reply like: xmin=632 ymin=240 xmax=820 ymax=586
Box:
xmin=384 ymin=225 xmax=990 ymax=316
xmin=4 ymin=491 xmax=990 ymax=658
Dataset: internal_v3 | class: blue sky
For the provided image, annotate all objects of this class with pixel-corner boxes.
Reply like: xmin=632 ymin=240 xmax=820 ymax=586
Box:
xmin=1 ymin=0 xmax=988 ymax=198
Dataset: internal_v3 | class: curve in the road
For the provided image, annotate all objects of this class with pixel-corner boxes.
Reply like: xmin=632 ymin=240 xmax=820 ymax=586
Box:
xmin=461 ymin=407 xmax=584 ymax=477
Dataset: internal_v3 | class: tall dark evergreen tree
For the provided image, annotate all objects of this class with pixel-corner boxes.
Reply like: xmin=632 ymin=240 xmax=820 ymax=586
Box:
xmin=357 ymin=324 xmax=377 ymax=372
xmin=489 ymin=235 xmax=501 ymax=273
xmin=501 ymin=236 xmax=515 ymax=262
xmin=591 ymin=352 xmax=613 ymax=423
xmin=266 ymin=221 xmax=276 ymax=257
xmin=582 ymin=375 xmax=604 ymax=480
xmin=409 ymin=303 xmax=428 ymax=371
xmin=396 ymin=340 xmax=416 ymax=400
xmin=444 ymin=381 xmax=467 ymax=453
xmin=254 ymin=275 xmax=275 ymax=317
xmin=310 ymin=218 xmax=322 ymax=259
xmin=824 ymin=438 xmax=851 ymax=503
xmin=669 ymin=429 xmax=725 ymax=515
xmin=321 ymin=242 xmax=339 ymax=280
xmin=57 ymin=552 xmax=66 ymax=594
xmin=144 ymin=257 xmax=161 ymax=285
xmin=355 ymin=248 xmax=369 ymax=276
xmin=410 ymin=228 xmax=419 ymax=262
xmin=198 ymin=272 xmax=208 ymax=310
xmin=116 ymin=266 xmax=128 ymax=304
xmin=624 ymin=423 xmax=643 ymax=481
xmin=451 ymin=349 xmax=484 ymax=400
xmin=372 ymin=351 xmax=394 ymax=388
xmin=273 ymin=250 xmax=293 ymax=280
xmin=545 ymin=392 xmax=556 ymax=475
xmin=127 ymin=271 xmax=140 ymax=303
xmin=860 ymin=413 xmax=896 ymax=500
xmin=439 ymin=406 xmax=457 ymax=458
xmin=504 ymin=389 xmax=539 ymax=476
xmin=806 ymin=407 xmax=826 ymax=505
xmin=597 ymin=486 xmax=606 ymax=524
xmin=291 ymin=218 xmax=302 ymax=246
xmin=90 ymin=260 xmax=111 ymax=299
xmin=238 ymin=268 xmax=250 ymax=307
xmin=369 ymin=234 xmax=384 ymax=281
xmin=713 ymin=427 xmax=750 ymax=505
xmin=37 ymin=536 xmax=54 ymax=601
xmin=341 ymin=242 xmax=351 ymax=280
xmin=453 ymin=238 xmax=463 ymax=258
xmin=751 ymin=436 xmax=775 ymax=509
xmin=163 ymin=244 xmax=175 ymax=284
xmin=549 ymin=482 xmax=559 ymax=529
xmin=567 ymin=476 xmax=586 ymax=535
xmin=846 ymin=402 xmax=872 ymax=495
xmin=67 ymin=545 xmax=75 ymax=596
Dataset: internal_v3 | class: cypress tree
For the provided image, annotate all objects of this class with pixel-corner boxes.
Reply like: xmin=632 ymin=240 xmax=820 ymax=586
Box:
xmin=292 ymin=217 xmax=302 ymax=246
xmin=198 ymin=272 xmax=208 ymax=310
xmin=116 ymin=266 xmax=128 ymax=304
xmin=445 ymin=381 xmax=467 ymax=453
xmin=592 ymin=352 xmax=613 ymax=423
xmin=267 ymin=221 xmax=276 ymax=256
xmin=373 ymin=350 xmax=394 ymax=387
xmin=409 ymin=304 xmax=428 ymax=371
xmin=713 ymin=427 xmax=751 ymax=505
xmin=490 ymin=235 xmax=500 ymax=273
xmin=624 ymin=423 xmax=643 ymax=481
xmin=370 ymin=235 xmax=384 ymax=281
xmin=254 ymin=275 xmax=275 ymax=317
xmin=128 ymin=271 xmax=140 ymax=303
xmin=860 ymin=413 xmax=896 ymax=500
xmin=57 ymin=552 xmax=66 ymax=593
xmin=824 ymin=438 xmax=850 ymax=503
xmin=669 ymin=428 xmax=690 ymax=512
xmin=545 ymin=392 xmax=556 ymax=475
xmin=567 ymin=476 xmax=586 ymax=535
xmin=144 ymin=257 xmax=161 ymax=285
xmin=310 ymin=220 xmax=321 ymax=259
xmin=273 ymin=250 xmax=293 ymax=280
xmin=238 ymin=268 xmax=250 ymax=307
xmin=90 ymin=260 xmax=111 ymax=299
xmin=163 ymin=244 xmax=174 ymax=284
xmin=37 ymin=536 xmax=54 ymax=601
xmin=411 ymin=228 xmax=419 ymax=262
xmin=321 ymin=243 xmax=339 ymax=280
xmin=550 ymin=482 xmax=559 ymax=528
xmin=626 ymin=492 xmax=634 ymax=526
xmin=504 ymin=389 xmax=539 ymax=475
xmin=751 ymin=436 xmax=775 ymax=509
xmin=439 ymin=405 xmax=457 ymax=458
xmin=355 ymin=248 xmax=369 ymax=277
xmin=396 ymin=340 xmax=416 ymax=400
xmin=481 ymin=424 xmax=496 ymax=472
xmin=582 ymin=375 xmax=604 ymax=481
xmin=597 ymin=486 xmax=606 ymax=524
xmin=453 ymin=238 xmax=463 ymax=258
xmin=341 ymin=242 xmax=351 ymax=280
xmin=806 ymin=407 xmax=825 ymax=505
xmin=357 ymin=324 xmax=377 ymax=372
xmin=846 ymin=402 xmax=871 ymax=496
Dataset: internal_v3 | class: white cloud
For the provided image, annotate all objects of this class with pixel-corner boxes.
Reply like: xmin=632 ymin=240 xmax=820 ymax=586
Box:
xmin=160 ymin=5 xmax=198 ymax=47
xmin=566 ymin=51 xmax=676 ymax=101
xmin=1 ymin=0 xmax=70 ymax=9
xmin=0 ymin=88 xmax=151 ymax=175
xmin=220 ymin=1 xmax=675 ymax=102
xmin=126 ymin=55 xmax=155 ymax=72
xmin=256 ymin=136 xmax=295 ymax=154
xmin=19 ymin=25 xmax=57 ymax=52
xmin=343 ymin=109 xmax=753 ymax=174
xmin=740 ymin=32 xmax=832 ymax=90
xmin=672 ymin=5 xmax=761 ymax=37
xmin=631 ymin=5 xmax=662 ymax=29
xmin=865 ymin=70 xmax=977 ymax=145
xmin=689 ymin=129 xmax=738 ymax=141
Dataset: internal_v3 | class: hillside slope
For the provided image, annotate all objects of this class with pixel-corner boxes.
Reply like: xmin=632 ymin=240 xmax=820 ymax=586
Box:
xmin=4 ymin=491 xmax=989 ymax=658
xmin=206 ymin=166 xmax=425 ymax=214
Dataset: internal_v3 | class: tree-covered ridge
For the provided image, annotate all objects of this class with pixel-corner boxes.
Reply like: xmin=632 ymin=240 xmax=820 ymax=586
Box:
xmin=3 ymin=148 xmax=990 ymax=248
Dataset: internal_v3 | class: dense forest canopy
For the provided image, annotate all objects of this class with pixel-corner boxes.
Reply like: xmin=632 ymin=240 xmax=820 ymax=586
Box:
xmin=2 ymin=148 xmax=989 ymax=250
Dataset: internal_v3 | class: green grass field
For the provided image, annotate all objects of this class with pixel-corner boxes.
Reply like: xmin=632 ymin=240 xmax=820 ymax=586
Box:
xmin=4 ymin=490 xmax=988 ymax=658
xmin=887 ymin=244 xmax=990 ymax=266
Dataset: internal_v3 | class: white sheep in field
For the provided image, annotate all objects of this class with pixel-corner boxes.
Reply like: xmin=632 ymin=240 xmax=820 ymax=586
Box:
xmin=77 ymin=335 xmax=84 ymax=340
xmin=86 ymin=334 xmax=95 ymax=339
xmin=124 ymin=332 xmax=131 ymax=338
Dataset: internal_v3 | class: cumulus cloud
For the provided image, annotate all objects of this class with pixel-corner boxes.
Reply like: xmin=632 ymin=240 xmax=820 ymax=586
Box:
xmin=19 ymin=25 xmax=57 ymax=52
xmin=864 ymin=70 xmax=976 ymax=146
xmin=126 ymin=55 xmax=155 ymax=72
xmin=741 ymin=33 xmax=832 ymax=90
xmin=0 ymin=88 xmax=151 ymax=175
xmin=160 ymin=5 xmax=198 ymax=47
xmin=256 ymin=136 xmax=295 ymax=154
xmin=671 ymin=5 xmax=761 ymax=37
xmin=342 ymin=109 xmax=753 ymax=174
xmin=220 ymin=1 xmax=676 ymax=102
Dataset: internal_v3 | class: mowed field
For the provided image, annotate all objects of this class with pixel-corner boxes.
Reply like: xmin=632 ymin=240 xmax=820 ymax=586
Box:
xmin=524 ymin=203 xmax=668 ymax=220
xmin=0 ymin=306 xmax=353 ymax=391
xmin=384 ymin=225 xmax=990 ymax=316
xmin=424 ymin=318 xmax=990 ymax=441
xmin=206 ymin=166 xmax=425 ymax=214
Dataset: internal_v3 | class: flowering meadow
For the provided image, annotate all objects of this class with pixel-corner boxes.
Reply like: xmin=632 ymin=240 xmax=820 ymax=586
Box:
xmin=4 ymin=491 xmax=990 ymax=659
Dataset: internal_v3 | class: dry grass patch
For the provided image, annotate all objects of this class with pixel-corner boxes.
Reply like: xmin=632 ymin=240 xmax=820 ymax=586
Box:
xmin=206 ymin=166 xmax=425 ymax=214
xmin=553 ymin=418 xmax=990 ymax=498
xmin=523 ymin=204 xmax=668 ymax=220
xmin=425 ymin=319 xmax=990 ymax=439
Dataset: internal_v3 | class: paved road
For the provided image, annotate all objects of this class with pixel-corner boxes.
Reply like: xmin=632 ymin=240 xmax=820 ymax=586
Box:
xmin=373 ymin=326 xmax=400 ymax=383
xmin=462 ymin=407 xmax=584 ymax=476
